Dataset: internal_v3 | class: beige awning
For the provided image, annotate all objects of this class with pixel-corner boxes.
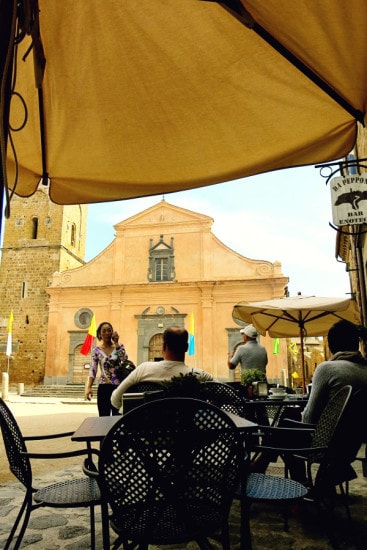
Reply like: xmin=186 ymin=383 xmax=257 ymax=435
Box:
xmin=232 ymin=296 xmax=361 ymax=338
xmin=3 ymin=1 xmax=367 ymax=205
xmin=232 ymin=294 xmax=361 ymax=390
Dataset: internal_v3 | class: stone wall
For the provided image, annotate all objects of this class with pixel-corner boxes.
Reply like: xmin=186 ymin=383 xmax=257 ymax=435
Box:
xmin=0 ymin=185 xmax=87 ymax=385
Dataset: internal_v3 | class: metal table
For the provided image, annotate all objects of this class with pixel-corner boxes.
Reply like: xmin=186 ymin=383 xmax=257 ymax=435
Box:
xmin=72 ymin=410 xmax=257 ymax=444
xmin=243 ymin=397 xmax=309 ymax=426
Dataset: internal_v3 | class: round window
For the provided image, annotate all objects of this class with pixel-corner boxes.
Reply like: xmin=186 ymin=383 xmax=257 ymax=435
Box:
xmin=74 ymin=308 xmax=93 ymax=329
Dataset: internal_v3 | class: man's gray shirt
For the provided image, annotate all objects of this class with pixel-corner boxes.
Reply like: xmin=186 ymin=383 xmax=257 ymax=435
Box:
xmin=230 ymin=340 xmax=268 ymax=374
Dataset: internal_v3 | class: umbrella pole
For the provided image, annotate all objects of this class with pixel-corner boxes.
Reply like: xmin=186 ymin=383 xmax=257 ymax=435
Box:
xmin=300 ymin=328 xmax=306 ymax=393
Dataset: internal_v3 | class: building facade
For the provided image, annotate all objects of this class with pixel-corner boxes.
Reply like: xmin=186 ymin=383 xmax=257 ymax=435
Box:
xmin=44 ymin=200 xmax=288 ymax=385
xmin=0 ymin=185 xmax=87 ymax=384
xmin=335 ymin=128 xmax=367 ymax=341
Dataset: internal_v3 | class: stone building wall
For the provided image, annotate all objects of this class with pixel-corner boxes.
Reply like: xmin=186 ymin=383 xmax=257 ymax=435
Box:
xmin=0 ymin=184 xmax=87 ymax=385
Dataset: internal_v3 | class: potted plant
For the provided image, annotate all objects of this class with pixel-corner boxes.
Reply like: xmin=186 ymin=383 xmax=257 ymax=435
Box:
xmin=158 ymin=372 xmax=207 ymax=399
xmin=241 ymin=368 xmax=267 ymax=398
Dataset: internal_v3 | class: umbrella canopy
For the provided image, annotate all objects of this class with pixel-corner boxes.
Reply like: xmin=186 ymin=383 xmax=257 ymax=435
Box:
xmin=232 ymin=296 xmax=361 ymax=338
xmin=232 ymin=295 xmax=361 ymax=391
xmin=1 ymin=0 xmax=367 ymax=207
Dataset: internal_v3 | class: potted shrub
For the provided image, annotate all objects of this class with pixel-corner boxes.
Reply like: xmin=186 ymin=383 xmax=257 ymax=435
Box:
xmin=158 ymin=372 xmax=207 ymax=399
xmin=241 ymin=368 xmax=267 ymax=398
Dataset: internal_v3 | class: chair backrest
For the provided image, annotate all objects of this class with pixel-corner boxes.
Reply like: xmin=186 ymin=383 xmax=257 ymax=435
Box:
xmin=323 ymin=386 xmax=367 ymax=469
xmin=123 ymin=382 xmax=165 ymax=413
xmin=98 ymin=397 xmax=244 ymax=545
xmin=125 ymin=381 xmax=163 ymax=393
xmin=310 ymin=385 xmax=352 ymax=462
xmin=202 ymin=381 xmax=247 ymax=417
xmin=0 ymin=398 xmax=32 ymax=488
xmin=311 ymin=385 xmax=367 ymax=490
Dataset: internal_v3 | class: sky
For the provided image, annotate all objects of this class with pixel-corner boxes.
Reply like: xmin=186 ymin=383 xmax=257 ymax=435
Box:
xmin=85 ymin=164 xmax=351 ymax=298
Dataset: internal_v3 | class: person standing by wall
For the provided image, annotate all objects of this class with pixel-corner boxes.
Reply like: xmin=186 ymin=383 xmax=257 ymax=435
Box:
xmin=85 ymin=321 xmax=128 ymax=416
xmin=228 ymin=324 xmax=268 ymax=376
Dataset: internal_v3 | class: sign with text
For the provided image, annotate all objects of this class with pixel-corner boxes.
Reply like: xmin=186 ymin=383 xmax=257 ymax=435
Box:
xmin=330 ymin=174 xmax=367 ymax=226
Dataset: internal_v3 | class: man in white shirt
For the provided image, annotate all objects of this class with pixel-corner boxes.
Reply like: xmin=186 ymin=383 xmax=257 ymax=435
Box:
xmin=111 ymin=326 xmax=213 ymax=413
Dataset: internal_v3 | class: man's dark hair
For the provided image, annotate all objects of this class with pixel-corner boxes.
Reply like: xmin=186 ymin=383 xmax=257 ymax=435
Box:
xmin=163 ymin=327 xmax=188 ymax=355
xmin=327 ymin=320 xmax=360 ymax=354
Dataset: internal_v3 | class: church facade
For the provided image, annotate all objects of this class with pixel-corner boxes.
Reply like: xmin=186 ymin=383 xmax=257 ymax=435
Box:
xmin=44 ymin=199 xmax=288 ymax=385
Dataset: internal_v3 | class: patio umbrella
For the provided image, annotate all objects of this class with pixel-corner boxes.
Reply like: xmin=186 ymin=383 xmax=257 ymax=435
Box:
xmin=1 ymin=0 xmax=367 ymax=217
xmin=232 ymin=295 xmax=360 ymax=391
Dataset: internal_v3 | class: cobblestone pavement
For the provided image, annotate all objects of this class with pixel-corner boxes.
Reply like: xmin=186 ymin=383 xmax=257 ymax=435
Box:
xmin=1 ymin=396 xmax=367 ymax=549
xmin=1 ymin=460 xmax=367 ymax=549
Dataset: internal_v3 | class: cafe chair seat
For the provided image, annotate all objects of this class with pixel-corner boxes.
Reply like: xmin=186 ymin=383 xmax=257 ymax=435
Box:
xmin=236 ymin=469 xmax=308 ymax=549
xmin=33 ymin=476 xmax=101 ymax=506
xmin=0 ymin=398 xmax=101 ymax=550
xmin=92 ymin=397 xmax=245 ymax=550
xmin=246 ymin=472 xmax=308 ymax=501
xmin=248 ymin=385 xmax=367 ymax=548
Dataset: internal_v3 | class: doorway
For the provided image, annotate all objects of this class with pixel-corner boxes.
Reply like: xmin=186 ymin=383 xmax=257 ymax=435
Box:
xmin=72 ymin=344 xmax=91 ymax=383
xmin=149 ymin=333 xmax=164 ymax=361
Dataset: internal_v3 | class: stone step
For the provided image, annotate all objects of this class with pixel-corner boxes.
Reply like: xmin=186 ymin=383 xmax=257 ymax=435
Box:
xmin=21 ymin=385 xmax=85 ymax=398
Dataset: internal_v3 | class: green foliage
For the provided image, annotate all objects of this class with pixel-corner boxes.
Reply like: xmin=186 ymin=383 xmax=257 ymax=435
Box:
xmin=158 ymin=372 xmax=207 ymax=398
xmin=241 ymin=368 xmax=266 ymax=387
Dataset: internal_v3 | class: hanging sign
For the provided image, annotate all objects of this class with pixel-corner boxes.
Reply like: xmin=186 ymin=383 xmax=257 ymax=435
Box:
xmin=330 ymin=174 xmax=367 ymax=226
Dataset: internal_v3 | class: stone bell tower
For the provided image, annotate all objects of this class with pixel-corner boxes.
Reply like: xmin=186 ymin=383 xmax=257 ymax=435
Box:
xmin=0 ymin=183 xmax=87 ymax=386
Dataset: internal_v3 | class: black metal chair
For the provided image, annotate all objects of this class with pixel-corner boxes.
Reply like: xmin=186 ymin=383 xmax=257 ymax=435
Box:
xmin=236 ymin=386 xmax=356 ymax=549
xmin=0 ymin=398 xmax=101 ymax=550
xmin=124 ymin=381 xmax=163 ymax=393
xmin=278 ymin=386 xmax=353 ymax=491
xmin=248 ymin=385 xmax=356 ymax=542
xmin=89 ymin=397 xmax=246 ymax=550
xmin=202 ymin=380 xmax=247 ymax=417
xmin=197 ymin=382 xmax=308 ymax=544
xmin=239 ymin=471 xmax=308 ymax=550
xmin=313 ymin=387 xmax=367 ymax=504
xmin=248 ymin=386 xmax=352 ymax=480
xmin=123 ymin=381 xmax=164 ymax=413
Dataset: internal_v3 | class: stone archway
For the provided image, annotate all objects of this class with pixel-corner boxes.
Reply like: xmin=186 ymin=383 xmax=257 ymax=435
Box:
xmin=135 ymin=313 xmax=186 ymax=364
xmin=149 ymin=333 xmax=164 ymax=361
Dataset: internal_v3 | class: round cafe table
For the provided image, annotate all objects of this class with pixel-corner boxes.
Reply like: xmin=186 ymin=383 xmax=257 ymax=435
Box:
xmin=243 ymin=396 xmax=309 ymax=426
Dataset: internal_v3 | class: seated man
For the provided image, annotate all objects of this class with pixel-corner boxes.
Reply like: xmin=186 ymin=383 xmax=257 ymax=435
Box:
xmin=302 ymin=319 xmax=367 ymax=423
xmin=111 ymin=326 xmax=213 ymax=414
xmin=253 ymin=320 xmax=367 ymax=483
